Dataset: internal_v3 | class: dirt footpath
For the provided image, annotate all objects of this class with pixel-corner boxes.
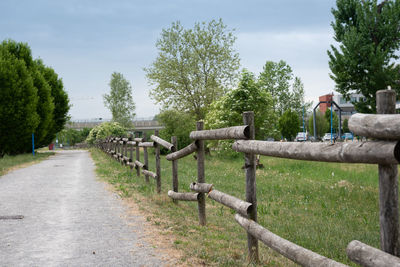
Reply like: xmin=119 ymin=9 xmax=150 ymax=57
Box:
xmin=0 ymin=150 xmax=164 ymax=266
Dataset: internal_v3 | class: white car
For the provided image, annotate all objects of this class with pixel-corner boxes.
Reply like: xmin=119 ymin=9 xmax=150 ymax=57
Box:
xmin=323 ymin=133 xmax=337 ymax=141
xmin=295 ymin=132 xmax=308 ymax=142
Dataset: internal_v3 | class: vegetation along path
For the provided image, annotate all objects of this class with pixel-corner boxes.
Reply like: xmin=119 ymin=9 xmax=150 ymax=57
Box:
xmin=0 ymin=150 xmax=164 ymax=266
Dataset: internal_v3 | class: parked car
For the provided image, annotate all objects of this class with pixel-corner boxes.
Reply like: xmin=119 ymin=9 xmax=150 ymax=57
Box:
xmin=323 ymin=133 xmax=337 ymax=142
xmin=341 ymin=132 xmax=354 ymax=140
xmin=295 ymin=132 xmax=308 ymax=142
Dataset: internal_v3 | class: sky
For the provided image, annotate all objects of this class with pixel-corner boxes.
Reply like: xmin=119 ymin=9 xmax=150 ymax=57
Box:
xmin=0 ymin=0 xmax=338 ymax=120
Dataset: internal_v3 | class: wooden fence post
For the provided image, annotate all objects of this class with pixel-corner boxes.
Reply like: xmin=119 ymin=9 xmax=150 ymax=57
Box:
xmin=377 ymin=89 xmax=399 ymax=256
xmin=129 ymin=136 xmax=134 ymax=171
xmin=196 ymin=121 xmax=206 ymax=226
xmin=243 ymin=111 xmax=259 ymax=262
xmin=172 ymin=136 xmax=178 ymax=203
xmin=143 ymin=132 xmax=149 ymax=183
xmin=135 ymin=132 xmax=140 ymax=177
xmin=155 ymin=130 xmax=161 ymax=194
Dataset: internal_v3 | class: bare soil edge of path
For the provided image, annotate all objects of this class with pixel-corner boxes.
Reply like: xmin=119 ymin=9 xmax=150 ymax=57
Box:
xmin=100 ymin=181 xmax=205 ymax=267
xmin=1 ymin=153 xmax=56 ymax=177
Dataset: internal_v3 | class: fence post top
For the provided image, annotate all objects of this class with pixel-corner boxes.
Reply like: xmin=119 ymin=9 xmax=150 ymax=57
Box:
xmin=377 ymin=89 xmax=396 ymax=95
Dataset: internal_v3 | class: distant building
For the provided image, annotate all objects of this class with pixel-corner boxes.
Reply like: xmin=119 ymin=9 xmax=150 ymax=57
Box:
xmin=318 ymin=93 xmax=334 ymax=113
xmin=332 ymin=93 xmax=364 ymax=116
xmin=318 ymin=92 xmax=364 ymax=117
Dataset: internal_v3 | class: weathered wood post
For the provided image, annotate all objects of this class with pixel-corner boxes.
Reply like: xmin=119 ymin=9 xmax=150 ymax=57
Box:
xmin=196 ymin=121 xmax=206 ymax=226
xmin=129 ymin=135 xmax=134 ymax=171
xmin=143 ymin=132 xmax=149 ymax=183
xmin=155 ymin=130 xmax=161 ymax=194
xmin=377 ymin=89 xmax=399 ymax=256
xmin=124 ymin=139 xmax=127 ymax=165
xmin=135 ymin=132 xmax=140 ymax=177
xmin=171 ymin=136 xmax=178 ymax=203
xmin=243 ymin=111 xmax=259 ymax=262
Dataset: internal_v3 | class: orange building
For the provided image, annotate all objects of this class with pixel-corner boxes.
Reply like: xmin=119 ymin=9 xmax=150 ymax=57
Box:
xmin=318 ymin=93 xmax=334 ymax=113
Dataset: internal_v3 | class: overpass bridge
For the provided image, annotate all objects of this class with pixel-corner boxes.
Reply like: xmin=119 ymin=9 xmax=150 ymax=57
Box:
xmin=66 ymin=117 xmax=164 ymax=131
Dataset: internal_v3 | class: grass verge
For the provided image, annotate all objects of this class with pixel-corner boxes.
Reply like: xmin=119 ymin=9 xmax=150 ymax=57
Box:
xmin=0 ymin=152 xmax=55 ymax=176
xmin=90 ymin=147 xmax=383 ymax=266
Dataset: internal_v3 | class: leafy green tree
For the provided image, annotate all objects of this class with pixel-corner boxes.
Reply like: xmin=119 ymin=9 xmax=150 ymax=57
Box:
xmin=258 ymin=60 xmax=292 ymax=115
xmin=258 ymin=60 xmax=311 ymax=116
xmin=0 ymin=40 xmax=69 ymax=155
xmin=324 ymin=109 xmax=339 ymax=133
xmin=145 ymin=19 xmax=240 ymax=120
xmin=308 ymin=110 xmax=329 ymax=138
xmin=86 ymin=122 xmax=126 ymax=144
xmin=0 ymin=46 xmax=39 ymax=155
xmin=328 ymin=0 xmax=400 ymax=113
xmin=205 ymin=70 xmax=275 ymax=141
xmin=342 ymin=118 xmax=350 ymax=133
xmin=57 ymin=128 xmax=92 ymax=146
xmin=157 ymin=109 xmax=196 ymax=150
xmin=103 ymin=72 xmax=136 ymax=128
xmin=31 ymin=62 xmax=54 ymax=147
xmin=278 ymin=109 xmax=300 ymax=140
xmin=36 ymin=59 xmax=70 ymax=146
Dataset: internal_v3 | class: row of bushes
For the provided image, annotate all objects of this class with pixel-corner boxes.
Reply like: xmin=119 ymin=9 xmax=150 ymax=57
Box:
xmin=0 ymin=40 xmax=69 ymax=156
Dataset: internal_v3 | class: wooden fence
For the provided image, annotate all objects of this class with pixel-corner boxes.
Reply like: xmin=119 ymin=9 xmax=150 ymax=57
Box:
xmin=96 ymin=89 xmax=400 ymax=266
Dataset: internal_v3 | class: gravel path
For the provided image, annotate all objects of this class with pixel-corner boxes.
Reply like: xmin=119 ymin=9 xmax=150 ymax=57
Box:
xmin=0 ymin=150 xmax=164 ymax=266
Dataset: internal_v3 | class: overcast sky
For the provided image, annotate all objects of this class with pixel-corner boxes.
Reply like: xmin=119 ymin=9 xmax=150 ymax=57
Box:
xmin=0 ymin=0 xmax=337 ymax=120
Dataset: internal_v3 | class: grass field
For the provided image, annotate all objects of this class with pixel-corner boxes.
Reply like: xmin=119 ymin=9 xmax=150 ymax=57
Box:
xmin=90 ymin=147 xmax=382 ymax=266
xmin=0 ymin=152 xmax=55 ymax=176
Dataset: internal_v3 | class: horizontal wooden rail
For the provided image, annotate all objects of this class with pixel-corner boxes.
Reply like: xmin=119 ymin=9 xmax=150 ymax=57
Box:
xmin=139 ymin=142 xmax=155 ymax=147
xmin=190 ymin=125 xmax=249 ymax=140
xmin=167 ymin=190 xmax=199 ymax=201
xmin=349 ymin=113 xmax=400 ymax=140
xmin=142 ymin=169 xmax=157 ymax=179
xmin=135 ymin=160 xmax=145 ymax=168
xmin=127 ymin=141 xmax=136 ymax=146
xmin=346 ymin=240 xmax=400 ymax=267
xmin=166 ymin=142 xmax=197 ymax=161
xmin=209 ymin=190 xmax=252 ymax=216
xmin=190 ymin=182 xmax=213 ymax=193
xmin=134 ymin=137 xmax=144 ymax=142
xmin=122 ymin=138 xmax=129 ymax=142
xmin=235 ymin=214 xmax=347 ymax=267
xmin=232 ymin=140 xmax=400 ymax=165
xmin=123 ymin=156 xmax=131 ymax=162
xmin=150 ymin=135 xmax=174 ymax=150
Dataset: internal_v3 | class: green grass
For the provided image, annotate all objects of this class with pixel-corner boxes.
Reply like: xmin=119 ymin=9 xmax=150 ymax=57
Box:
xmin=90 ymin=147 xmax=383 ymax=266
xmin=0 ymin=152 xmax=55 ymax=176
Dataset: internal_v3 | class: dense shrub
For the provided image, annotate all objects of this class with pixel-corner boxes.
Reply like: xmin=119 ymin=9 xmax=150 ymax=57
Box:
xmin=86 ymin=122 xmax=126 ymax=144
xmin=156 ymin=109 xmax=196 ymax=151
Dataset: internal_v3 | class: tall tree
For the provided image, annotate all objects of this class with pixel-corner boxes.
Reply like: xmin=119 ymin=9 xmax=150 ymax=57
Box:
xmin=308 ymin=110 xmax=329 ymax=138
xmin=328 ymin=0 xmax=400 ymax=113
xmin=205 ymin=70 xmax=275 ymax=140
xmin=0 ymin=40 xmax=69 ymax=154
xmin=145 ymin=19 xmax=240 ymax=120
xmin=37 ymin=60 xmax=70 ymax=146
xmin=103 ymin=72 xmax=136 ymax=128
xmin=258 ymin=60 xmax=311 ymax=116
xmin=324 ymin=109 xmax=339 ymax=133
xmin=278 ymin=109 xmax=300 ymax=140
xmin=0 ymin=45 xmax=39 ymax=155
